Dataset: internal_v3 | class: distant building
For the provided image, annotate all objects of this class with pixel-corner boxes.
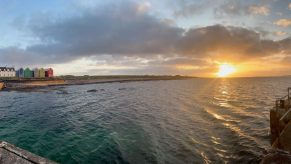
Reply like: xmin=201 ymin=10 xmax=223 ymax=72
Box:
xmin=16 ymin=68 xmax=24 ymax=78
xmin=45 ymin=68 xmax=54 ymax=78
xmin=33 ymin=68 xmax=40 ymax=78
xmin=31 ymin=70 xmax=34 ymax=77
xmin=39 ymin=68 xmax=45 ymax=78
xmin=0 ymin=67 xmax=16 ymax=77
xmin=24 ymin=68 xmax=33 ymax=78
xmin=14 ymin=67 xmax=54 ymax=78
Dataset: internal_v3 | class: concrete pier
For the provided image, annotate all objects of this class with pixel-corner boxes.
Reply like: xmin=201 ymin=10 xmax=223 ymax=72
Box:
xmin=0 ymin=141 xmax=56 ymax=164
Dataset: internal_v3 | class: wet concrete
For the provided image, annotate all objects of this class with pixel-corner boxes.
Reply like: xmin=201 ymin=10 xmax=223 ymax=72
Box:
xmin=0 ymin=141 xmax=56 ymax=164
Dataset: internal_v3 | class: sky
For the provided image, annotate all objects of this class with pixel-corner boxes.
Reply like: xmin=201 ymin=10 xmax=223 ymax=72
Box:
xmin=0 ymin=0 xmax=291 ymax=77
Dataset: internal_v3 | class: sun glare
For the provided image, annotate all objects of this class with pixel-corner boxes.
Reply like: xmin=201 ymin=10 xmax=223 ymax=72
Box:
xmin=217 ymin=63 xmax=236 ymax=77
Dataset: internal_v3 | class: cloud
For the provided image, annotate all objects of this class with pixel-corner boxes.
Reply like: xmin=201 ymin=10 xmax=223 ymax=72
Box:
xmin=24 ymin=17 xmax=287 ymax=64
xmin=215 ymin=1 xmax=271 ymax=17
xmin=137 ymin=1 xmax=151 ymax=14
xmin=215 ymin=1 xmax=245 ymax=16
xmin=0 ymin=47 xmax=39 ymax=66
xmin=248 ymin=5 xmax=270 ymax=15
xmin=26 ymin=2 xmax=183 ymax=57
xmin=174 ymin=2 xmax=207 ymax=17
xmin=274 ymin=19 xmax=291 ymax=27
xmin=177 ymin=25 xmax=283 ymax=61
xmin=274 ymin=31 xmax=287 ymax=36
xmin=279 ymin=37 xmax=291 ymax=54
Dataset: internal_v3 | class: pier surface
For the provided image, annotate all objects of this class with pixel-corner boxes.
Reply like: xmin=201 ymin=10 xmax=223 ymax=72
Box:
xmin=0 ymin=141 xmax=56 ymax=164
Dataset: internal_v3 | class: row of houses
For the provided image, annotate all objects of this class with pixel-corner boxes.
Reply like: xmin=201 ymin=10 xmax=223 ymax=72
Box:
xmin=0 ymin=67 xmax=54 ymax=78
xmin=0 ymin=67 xmax=15 ymax=77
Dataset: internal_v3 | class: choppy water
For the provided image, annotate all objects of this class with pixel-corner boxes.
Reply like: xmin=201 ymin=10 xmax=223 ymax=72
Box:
xmin=0 ymin=77 xmax=291 ymax=163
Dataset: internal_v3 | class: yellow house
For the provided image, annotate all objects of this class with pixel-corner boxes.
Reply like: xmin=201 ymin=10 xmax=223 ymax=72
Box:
xmin=39 ymin=68 xmax=45 ymax=78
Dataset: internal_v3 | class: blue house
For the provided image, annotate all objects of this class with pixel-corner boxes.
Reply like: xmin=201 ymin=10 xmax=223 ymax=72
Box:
xmin=16 ymin=68 xmax=24 ymax=78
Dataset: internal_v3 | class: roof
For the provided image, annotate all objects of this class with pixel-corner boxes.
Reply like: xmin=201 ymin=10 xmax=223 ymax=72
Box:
xmin=0 ymin=67 xmax=15 ymax=71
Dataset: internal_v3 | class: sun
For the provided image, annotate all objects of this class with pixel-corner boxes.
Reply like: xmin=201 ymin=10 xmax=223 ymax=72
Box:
xmin=217 ymin=63 xmax=236 ymax=77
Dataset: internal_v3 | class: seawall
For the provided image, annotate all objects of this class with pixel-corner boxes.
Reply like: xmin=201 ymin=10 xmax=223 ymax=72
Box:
xmin=4 ymin=79 xmax=66 ymax=90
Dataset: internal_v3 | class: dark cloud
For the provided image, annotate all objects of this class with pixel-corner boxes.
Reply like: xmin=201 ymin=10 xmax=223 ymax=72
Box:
xmin=27 ymin=2 xmax=183 ymax=56
xmin=177 ymin=25 xmax=285 ymax=61
xmin=0 ymin=47 xmax=38 ymax=66
xmin=279 ymin=37 xmax=291 ymax=54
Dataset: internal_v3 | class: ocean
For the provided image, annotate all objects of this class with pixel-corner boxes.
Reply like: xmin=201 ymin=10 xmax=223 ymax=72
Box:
xmin=0 ymin=77 xmax=290 ymax=163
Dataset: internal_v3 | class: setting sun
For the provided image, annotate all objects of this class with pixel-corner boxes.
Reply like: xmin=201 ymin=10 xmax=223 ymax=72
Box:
xmin=217 ymin=63 xmax=236 ymax=77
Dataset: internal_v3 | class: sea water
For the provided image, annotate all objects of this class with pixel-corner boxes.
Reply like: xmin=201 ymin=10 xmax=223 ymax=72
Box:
xmin=0 ymin=77 xmax=290 ymax=163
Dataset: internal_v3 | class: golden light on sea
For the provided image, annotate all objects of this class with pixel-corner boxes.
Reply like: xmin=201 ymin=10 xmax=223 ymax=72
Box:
xmin=217 ymin=63 xmax=236 ymax=77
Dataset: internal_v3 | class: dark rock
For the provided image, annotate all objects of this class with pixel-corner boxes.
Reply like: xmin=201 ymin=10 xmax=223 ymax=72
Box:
xmin=87 ymin=89 xmax=97 ymax=92
xmin=57 ymin=90 xmax=68 ymax=94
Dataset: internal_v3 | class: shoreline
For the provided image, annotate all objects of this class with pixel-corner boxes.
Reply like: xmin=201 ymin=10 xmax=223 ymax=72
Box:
xmin=1 ymin=76 xmax=193 ymax=92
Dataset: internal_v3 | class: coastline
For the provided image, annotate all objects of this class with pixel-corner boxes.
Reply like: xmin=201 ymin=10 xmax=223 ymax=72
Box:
xmin=1 ymin=76 xmax=193 ymax=91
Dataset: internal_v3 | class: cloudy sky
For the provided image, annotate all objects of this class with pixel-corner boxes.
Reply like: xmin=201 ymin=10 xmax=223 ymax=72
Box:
xmin=0 ymin=0 xmax=291 ymax=77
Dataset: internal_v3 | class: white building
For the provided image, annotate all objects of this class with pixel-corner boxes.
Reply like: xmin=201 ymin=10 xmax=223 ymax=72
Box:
xmin=0 ymin=67 xmax=16 ymax=77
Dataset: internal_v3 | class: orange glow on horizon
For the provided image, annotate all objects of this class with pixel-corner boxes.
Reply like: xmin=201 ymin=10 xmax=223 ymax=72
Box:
xmin=175 ymin=65 xmax=199 ymax=70
xmin=217 ymin=63 xmax=236 ymax=77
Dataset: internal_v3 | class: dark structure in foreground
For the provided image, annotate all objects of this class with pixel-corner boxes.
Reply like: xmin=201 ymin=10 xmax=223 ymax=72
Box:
xmin=270 ymin=88 xmax=291 ymax=150
xmin=261 ymin=88 xmax=291 ymax=163
xmin=0 ymin=141 xmax=56 ymax=164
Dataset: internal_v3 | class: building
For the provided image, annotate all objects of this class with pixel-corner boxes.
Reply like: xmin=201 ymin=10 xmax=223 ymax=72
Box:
xmin=16 ymin=68 xmax=24 ymax=78
xmin=15 ymin=67 xmax=54 ymax=78
xmin=0 ymin=67 xmax=16 ymax=77
xmin=33 ymin=68 xmax=39 ymax=78
xmin=45 ymin=68 xmax=54 ymax=78
xmin=39 ymin=68 xmax=45 ymax=78
xmin=24 ymin=68 xmax=33 ymax=78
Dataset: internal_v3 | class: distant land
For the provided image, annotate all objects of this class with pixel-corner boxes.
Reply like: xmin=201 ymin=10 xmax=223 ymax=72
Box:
xmin=0 ymin=75 xmax=194 ymax=92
